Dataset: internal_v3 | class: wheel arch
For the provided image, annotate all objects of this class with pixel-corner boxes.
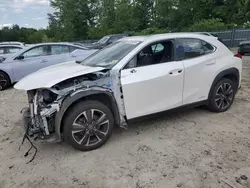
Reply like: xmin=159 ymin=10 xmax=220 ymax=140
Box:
xmin=55 ymin=90 xmax=120 ymax=140
xmin=0 ymin=69 xmax=11 ymax=81
xmin=0 ymin=69 xmax=11 ymax=89
xmin=208 ymin=67 xmax=240 ymax=99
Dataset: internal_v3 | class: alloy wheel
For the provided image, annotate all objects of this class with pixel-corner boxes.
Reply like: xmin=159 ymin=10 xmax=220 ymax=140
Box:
xmin=71 ymin=109 xmax=110 ymax=146
xmin=0 ymin=74 xmax=7 ymax=90
xmin=215 ymin=83 xmax=234 ymax=110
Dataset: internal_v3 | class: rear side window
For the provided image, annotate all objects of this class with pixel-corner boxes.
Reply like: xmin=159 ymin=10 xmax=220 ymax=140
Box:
xmin=202 ymin=41 xmax=214 ymax=54
xmin=0 ymin=48 xmax=4 ymax=54
xmin=69 ymin=46 xmax=79 ymax=52
xmin=177 ymin=38 xmax=214 ymax=60
xmin=51 ymin=45 xmax=70 ymax=55
xmin=8 ymin=47 xmax=22 ymax=54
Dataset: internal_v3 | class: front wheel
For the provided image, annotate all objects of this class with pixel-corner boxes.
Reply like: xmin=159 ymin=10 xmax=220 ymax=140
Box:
xmin=63 ymin=100 xmax=114 ymax=151
xmin=208 ymin=78 xmax=236 ymax=112
xmin=0 ymin=71 xmax=10 ymax=91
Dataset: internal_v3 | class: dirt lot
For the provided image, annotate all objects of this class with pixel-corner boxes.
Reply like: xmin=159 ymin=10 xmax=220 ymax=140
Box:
xmin=1 ymin=53 xmax=250 ymax=188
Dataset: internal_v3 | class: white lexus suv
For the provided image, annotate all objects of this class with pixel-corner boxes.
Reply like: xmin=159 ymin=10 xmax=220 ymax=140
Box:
xmin=15 ymin=33 xmax=242 ymax=151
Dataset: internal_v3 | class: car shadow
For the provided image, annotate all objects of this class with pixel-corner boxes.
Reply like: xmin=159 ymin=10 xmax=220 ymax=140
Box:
xmin=26 ymin=105 xmax=210 ymax=156
xmin=112 ymin=105 xmax=209 ymax=137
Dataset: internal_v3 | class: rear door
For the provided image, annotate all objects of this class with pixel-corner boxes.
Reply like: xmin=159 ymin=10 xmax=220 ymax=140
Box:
xmin=177 ymin=38 xmax=217 ymax=105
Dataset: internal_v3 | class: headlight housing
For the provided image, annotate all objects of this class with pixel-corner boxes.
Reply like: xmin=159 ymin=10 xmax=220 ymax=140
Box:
xmin=41 ymin=89 xmax=58 ymax=104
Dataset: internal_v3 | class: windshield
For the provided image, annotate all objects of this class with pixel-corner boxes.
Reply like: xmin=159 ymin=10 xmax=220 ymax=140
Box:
xmin=97 ymin=36 xmax=110 ymax=45
xmin=81 ymin=40 xmax=141 ymax=69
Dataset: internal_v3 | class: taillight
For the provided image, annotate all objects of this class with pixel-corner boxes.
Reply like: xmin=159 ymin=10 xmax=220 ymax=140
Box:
xmin=234 ymin=53 xmax=242 ymax=59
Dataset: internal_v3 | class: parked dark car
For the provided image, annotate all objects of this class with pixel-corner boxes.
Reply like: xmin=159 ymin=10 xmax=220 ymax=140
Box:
xmin=238 ymin=41 xmax=250 ymax=55
xmin=87 ymin=34 xmax=128 ymax=49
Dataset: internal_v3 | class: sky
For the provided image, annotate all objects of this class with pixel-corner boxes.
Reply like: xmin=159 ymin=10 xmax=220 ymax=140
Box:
xmin=0 ymin=0 xmax=53 ymax=29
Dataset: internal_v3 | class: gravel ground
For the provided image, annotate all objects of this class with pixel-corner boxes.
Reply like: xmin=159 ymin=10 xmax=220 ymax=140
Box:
xmin=1 ymin=53 xmax=250 ymax=188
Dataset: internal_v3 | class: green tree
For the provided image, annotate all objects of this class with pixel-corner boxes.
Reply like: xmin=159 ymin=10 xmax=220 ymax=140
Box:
xmin=188 ymin=18 xmax=227 ymax=32
xmin=132 ymin=0 xmax=154 ymax=31
xmin=114 ymin=0 xmax=134 ymax=33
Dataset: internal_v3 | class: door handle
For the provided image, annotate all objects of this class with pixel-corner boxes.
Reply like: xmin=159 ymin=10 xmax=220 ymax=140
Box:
xmin=130 ymin=69 xmax=137 ymax=73
xmin=169 ymin=69 xmax=183 ymax=75
xmin=206 ymin=60 xmax=216 ymax=65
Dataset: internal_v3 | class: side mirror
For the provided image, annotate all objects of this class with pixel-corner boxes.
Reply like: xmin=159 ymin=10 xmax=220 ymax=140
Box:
xmin=16 ymin=55 xmax=24 ymax=60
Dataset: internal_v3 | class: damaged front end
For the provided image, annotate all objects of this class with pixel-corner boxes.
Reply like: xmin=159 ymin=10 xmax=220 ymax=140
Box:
xmin=21 ymin=69 xmax=125 ymax=143
xmin=22 ymin=89 xmax=60 ymax=141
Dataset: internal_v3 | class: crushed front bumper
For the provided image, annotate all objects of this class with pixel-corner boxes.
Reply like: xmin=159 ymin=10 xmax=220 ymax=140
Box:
xmin=21 ymin=107 xmax=60 ymax=143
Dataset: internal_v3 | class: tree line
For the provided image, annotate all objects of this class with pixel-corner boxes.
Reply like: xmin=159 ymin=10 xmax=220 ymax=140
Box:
xmin=1 ymin=0 xmax=250 ymax=43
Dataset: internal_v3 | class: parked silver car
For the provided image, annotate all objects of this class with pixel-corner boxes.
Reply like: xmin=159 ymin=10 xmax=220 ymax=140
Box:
xmin=0 ymin=43 xmax=97 ymax=90
xmin=0 ymin=45 xmax=24 ymax=63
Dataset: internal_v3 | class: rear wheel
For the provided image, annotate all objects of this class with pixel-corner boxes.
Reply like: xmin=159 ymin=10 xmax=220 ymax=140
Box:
xmin=63 ymin=100 xmax=114 ymax=151
xmin=208 ymin=78 xmax=236 ymax=112
xmin=0 ymin=71 xmax=10 ymax=91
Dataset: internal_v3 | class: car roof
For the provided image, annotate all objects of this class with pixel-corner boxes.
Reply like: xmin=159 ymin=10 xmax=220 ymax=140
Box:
xmin=17 ymin=42 xmax=89 ymax=53
xmin=239 ymin=41 xmax=250 ymax=45
xmin=0 ymin=45 xmax=23 ymax=48
xmin=33 ymin=42 xmax=77 ymax=46
xmin=119 ymin=33 xmax=217 ymax=43
xmin=0 ymin=41 xmax=25 ymax=46
xmin=106 ymin=34 xmax=128 ymax=37
xmin=28 ymin=42 xmax=87 ymax=49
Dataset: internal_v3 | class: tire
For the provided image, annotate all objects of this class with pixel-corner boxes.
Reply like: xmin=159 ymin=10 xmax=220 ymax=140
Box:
xmin=0 ymin=71 xmax=10 ymax=91
xmin=63 ymin=100 xmax=114 ymax=151
xmin=208 ymin=78 xmax=236 ymax=112
xmin=238 ymin=46 xmax=245 ymax=55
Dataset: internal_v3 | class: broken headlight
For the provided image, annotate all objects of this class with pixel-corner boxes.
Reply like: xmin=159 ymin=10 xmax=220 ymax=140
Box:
xmin=41 ymin=89 xmax=58 ymax=104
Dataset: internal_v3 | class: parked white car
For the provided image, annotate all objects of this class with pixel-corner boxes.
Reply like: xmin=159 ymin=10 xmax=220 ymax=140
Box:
xmin=15 ymin=33 xmax=242 ymax=151
xmin=0 ymin=43 xmax=97 ymax=90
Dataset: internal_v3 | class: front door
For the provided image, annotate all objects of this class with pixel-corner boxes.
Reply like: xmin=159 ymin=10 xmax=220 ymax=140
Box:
xmin=121 ymin=40 xmax=184 ymax=119
xmin=13 ymin=45 xmax=50 ymax=81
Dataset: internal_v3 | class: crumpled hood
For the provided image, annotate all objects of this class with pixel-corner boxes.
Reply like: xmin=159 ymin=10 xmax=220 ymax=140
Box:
xmin=14 ymin=61 xmax=105 ymax=91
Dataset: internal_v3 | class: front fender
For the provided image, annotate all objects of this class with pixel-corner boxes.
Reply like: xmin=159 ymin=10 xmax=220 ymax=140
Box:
xmin=54 ymin=89 xmax=120 ymax=140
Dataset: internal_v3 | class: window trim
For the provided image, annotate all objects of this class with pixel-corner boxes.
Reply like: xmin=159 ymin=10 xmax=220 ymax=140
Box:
xmin=176 ymin=37 xmax=217 ymax=61
xmin=122 ymin=38 xmax=178 ymax=70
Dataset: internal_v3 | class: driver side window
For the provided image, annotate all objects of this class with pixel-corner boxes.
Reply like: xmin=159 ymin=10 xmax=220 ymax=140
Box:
xmin=124 ymin=40 xmax=175 ymax=69
xmin=22 ymin=46 xmax=48 ymax=58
